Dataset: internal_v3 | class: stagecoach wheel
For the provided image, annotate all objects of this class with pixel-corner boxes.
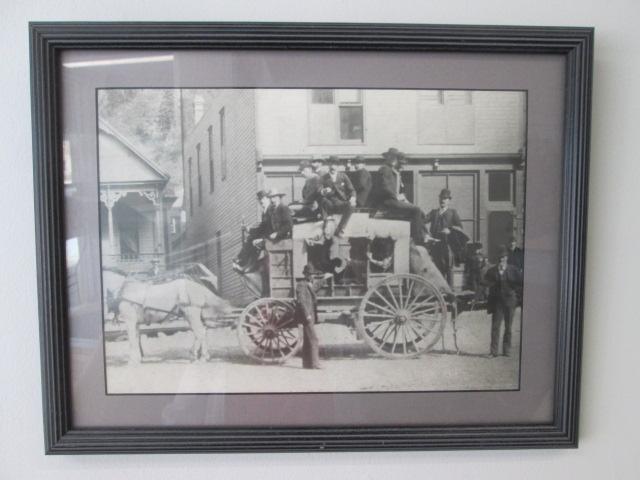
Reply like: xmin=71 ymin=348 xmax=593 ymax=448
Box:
xmin=356 ymin=274 xmax=447 ymax=358
xmin=237 ymin=298 xmax=302 ymax=364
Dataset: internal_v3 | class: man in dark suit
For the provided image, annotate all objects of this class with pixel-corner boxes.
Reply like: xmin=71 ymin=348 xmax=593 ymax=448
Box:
xmin=296 ymin=160 xmax=321 ymax=219
xmin=424 ymin=188 xmax=465 ymax=286
xmin=232 ymin=190 xmax=272 ymax=273
xmin=375 ymin=147 xmax=424 ymax=245
xmin=319 ymin=156 xmax=356 ymax=237
xmin=507 ymin=235 xmax=525 ymax=306
xmin=485 ymin=245 xmax=522 ymax=357
xmin=351 ymin=155 xmax=372 ymax=207
xmin=507 ymin=236 xmax=525 ymax=272
xmin=266 ymin=188 xmax=293 ymax=242
xmin=295 ymin=265 xmax=332 ymax=369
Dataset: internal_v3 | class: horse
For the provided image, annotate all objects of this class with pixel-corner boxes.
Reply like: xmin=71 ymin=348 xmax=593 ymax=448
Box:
xmin=116 ymin=277 xmax=230 ymax=364
xmin=409 ymin=243 xmax=454 ymax=297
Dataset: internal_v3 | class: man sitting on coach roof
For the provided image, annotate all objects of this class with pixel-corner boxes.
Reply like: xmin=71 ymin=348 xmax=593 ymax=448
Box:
xmin=318 ymin=155 xmax=356 ymax=238
xmin=374 ymin=147 xmax=425 ymax=245
xmin=351 ymin=155 xmax=372 ymax=208
xmin=295 ymin=160 xmax=322 ymax=219
xmin=232 ymin=190 xmax=272 ymax=274
xmin=266 ymin=188 xmax=293 ymax=243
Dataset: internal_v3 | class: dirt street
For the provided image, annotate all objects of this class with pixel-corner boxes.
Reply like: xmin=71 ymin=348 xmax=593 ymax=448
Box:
xmin=105 ymin=309 xmax=521 ymax=394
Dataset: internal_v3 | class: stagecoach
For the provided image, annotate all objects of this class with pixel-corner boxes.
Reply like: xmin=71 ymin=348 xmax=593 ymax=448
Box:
xmin=107 ymin=212 xmax=465 ymax=364
xmin=235 ymin=212 xmax=456 ymax=364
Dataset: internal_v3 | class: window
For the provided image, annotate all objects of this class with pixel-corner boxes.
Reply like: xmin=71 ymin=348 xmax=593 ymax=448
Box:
xmin=308 ymin=89 xmax=364 ymax=144
xmin=196 ymin=144 xmax=202 ymax=206
xmin=208 ymin=125 xmax=214 ymax=192
xmin=339 ymin=106 xmax=364 ymax=141
xmin=311 ymin=89 xmax=334 ymax=104
xmin=488 ymin=171 xmax=513 ymax=202
xmin=188 ymin=157 xmax=193 ymax=214
xmin=417 ymin=89 xmax=475 ymax=145
xmin=219 ymin=108 xmax=227 ymax=180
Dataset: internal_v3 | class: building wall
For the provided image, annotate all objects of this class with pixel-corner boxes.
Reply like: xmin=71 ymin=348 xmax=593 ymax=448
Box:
xmin=178 ymin=89 xmax=259 ymax=305
xmin=256 ymin=89 xmax=525 ymax=157
xmin=256 ymin=88 xmax=526 ymax=259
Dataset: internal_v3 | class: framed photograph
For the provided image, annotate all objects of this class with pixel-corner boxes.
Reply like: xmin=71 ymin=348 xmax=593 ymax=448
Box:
xmin=30 ymin=22 xmax=592 ymax=453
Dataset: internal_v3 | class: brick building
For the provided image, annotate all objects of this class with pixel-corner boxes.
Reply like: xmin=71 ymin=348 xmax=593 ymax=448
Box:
xmin=176 ymin=89 xmax=526 ymax=305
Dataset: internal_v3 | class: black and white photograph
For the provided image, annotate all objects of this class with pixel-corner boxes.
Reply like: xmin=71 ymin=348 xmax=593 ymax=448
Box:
xmin=96 ymin=87 xmax=527 ymax=394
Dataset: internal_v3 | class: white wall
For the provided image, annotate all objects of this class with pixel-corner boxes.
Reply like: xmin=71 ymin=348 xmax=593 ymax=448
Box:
xmin=1 ymin=1 xmax=639 ymax=479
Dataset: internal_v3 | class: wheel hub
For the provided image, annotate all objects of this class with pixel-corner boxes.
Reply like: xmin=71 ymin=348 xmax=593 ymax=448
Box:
xmin=394 ymin=310 xmax=410 ymax=324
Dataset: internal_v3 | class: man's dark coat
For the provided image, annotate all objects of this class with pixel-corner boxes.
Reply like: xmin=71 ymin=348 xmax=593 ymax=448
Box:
xmin=320 ymin=171 xmax=355 ymax=201
xmin=268 ymin=203 xmax=293 ymax=242
xmin=351 ymin=168 xmax=372 ymax=207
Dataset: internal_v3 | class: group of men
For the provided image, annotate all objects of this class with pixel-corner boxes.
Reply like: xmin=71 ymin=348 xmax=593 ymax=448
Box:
xmin=234 ymin=146 xmax=468 ymax=287
xmin=232 ymin=188 xmax=293 ymax=274
xmin=232 ymin=147 xmax=525 ymax=365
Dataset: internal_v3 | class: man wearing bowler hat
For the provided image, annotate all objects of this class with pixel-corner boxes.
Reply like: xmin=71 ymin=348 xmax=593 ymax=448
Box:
xmin=318 ymin=155 xmax=356 ymax=237
xmin=485 ymin=245 xmax=522 ymax=357
xmin=424 ymin=188 xmax=465 ymax=286
xmin=374 ymin=147 xmax=425 ymax=245
xmin=311 ymin=157 xmax=329 ymax=176
xmin=266 ymin=188 xmax=293 ymax=243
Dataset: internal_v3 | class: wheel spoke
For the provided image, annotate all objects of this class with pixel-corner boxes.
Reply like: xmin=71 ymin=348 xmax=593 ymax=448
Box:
xmin=401 ymin=324 xmax=407 ymax=354
xmin=366 ymin=320 xmax=391 ymax=336
xmin=405 ymin=324 xmax=421 ymax=352
xmin=385 ymin=283 xmax=400 ymax=310
xmin=373 ymin=289 xmax=399 ymax=314
xmin=403 ymin=280 xmax=414 ymax=309
xmin=245 ymin=313 xmax=265 ymax=328
xmin=363 ymin=313 xmax=395 ymax=320
xmin=410 ymin=318 xmax=437 ymax=335
xmin=404 ymin=284 xmax=427 ymax=311
xmin=409 ymin=296 xmax=438 ymax=312
xmin=365 ymin=300 xmax=397 ymax=316
xmin=389 ymin=324 xmax=400 ymax=354
xmin=410 ymin=305 xmax=439 ymax=316
xmin=377 ymin=321 xmax=395 ymax=345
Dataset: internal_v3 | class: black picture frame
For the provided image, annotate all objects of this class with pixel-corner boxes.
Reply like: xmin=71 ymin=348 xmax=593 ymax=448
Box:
xmin=30 ymin=22 xmax=593 ymax=454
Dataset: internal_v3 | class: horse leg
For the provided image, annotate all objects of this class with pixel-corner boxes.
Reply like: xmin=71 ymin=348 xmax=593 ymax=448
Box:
xmin=120 ymin=301 xmax=143 ymax=364
xmin=183 ymin=306 xmax=209 ymax=362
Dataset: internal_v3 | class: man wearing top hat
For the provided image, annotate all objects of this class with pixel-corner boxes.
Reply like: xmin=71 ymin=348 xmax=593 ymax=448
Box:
xmin=351 ymin=155 xmax=372 ymax=207
xmin=318 ymin=155 xmax=356 ymax=237
xmin=266 ymin=188 xmax=293 ymax=242
xmin=485 ymin=245 xmax=522 ymax=357
xmin=232 ymin=190 xmax=273 ymax=273
xmin=374 ymin=147 xmax=425 ymax=245
xmin=424 ymin=188 xmax=465 ymax=286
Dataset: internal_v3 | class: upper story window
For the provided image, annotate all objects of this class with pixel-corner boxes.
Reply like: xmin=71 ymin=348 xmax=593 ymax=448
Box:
xmin=311 ymin=89 xmax=334 ymax=104
xmin=309 ymin=89 xmax=364 ymax=145
xmin=417 ymin=90 xmax=475 ymax=145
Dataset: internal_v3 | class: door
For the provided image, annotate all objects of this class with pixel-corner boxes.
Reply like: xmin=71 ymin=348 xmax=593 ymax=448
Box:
xmin=418 ymin=172 xmax=478 ymax=241
xmin=488 ymin=211 xmax=514 ymax=262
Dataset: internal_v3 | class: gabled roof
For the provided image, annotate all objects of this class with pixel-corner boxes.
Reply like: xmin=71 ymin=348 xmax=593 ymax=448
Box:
xmin=98 ymin=118 xmax=170 ymax=185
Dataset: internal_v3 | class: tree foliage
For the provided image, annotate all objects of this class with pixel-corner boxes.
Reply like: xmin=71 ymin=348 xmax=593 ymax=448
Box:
xmin=98 ymin=89 xmax=183 ymax=199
